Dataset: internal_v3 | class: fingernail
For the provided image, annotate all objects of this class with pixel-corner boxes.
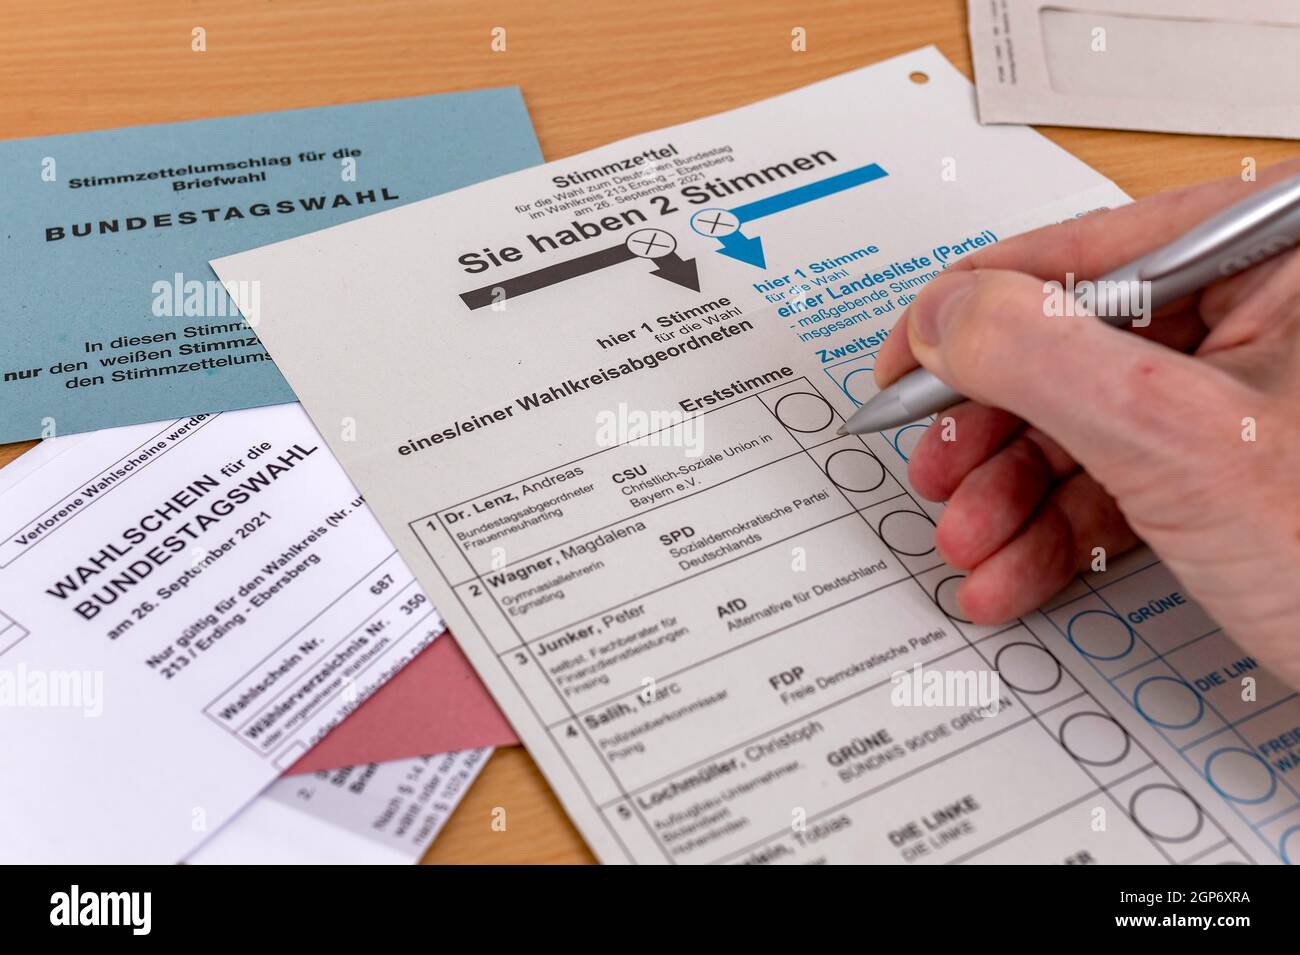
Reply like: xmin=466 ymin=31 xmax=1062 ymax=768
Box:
xmin=910 ymin=272 xmax=978 ymax=345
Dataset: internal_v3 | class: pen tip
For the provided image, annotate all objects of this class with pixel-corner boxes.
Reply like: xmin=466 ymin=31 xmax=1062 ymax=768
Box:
xmin=840 ymin=389 xmax=910 ymax=435
xmin=835 ymin=423 xmax=848 ymax=436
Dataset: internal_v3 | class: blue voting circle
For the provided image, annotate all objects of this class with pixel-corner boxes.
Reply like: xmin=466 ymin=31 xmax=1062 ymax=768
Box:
xmin=890 ymin=423 xmax=928 ymax=462
xmin=689 ymin=208 xmax=740 ymax=237
xmin=1280 ymin=826 xmax=1300 ymax=865
xmin=842 ymin=368 xmax=875 ymax=406
xmin=1203 ymin=747 xmax=1277 ymax=805
xmin=1133 ymin=675 xmax=1204 ymax=729
xmin=1066 ymin=609 xmax=1135 ymax=660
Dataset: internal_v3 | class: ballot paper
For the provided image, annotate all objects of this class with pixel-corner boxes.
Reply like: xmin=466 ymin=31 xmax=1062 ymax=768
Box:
xmin=0 ymin=88 xmax=541 ymax=444
xmin=0 ymin=404 xmax=444 ymax=864
xmin=967 ymin=0 xmax=1300 ymax=139
xmin=188 ymin=749 xmax=490 ymax=865
xmin=214 ymin=47 xmax=1300 ymax=864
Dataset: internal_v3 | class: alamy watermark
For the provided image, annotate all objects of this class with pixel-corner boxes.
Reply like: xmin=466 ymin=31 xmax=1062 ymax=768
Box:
xmin=50 ymin=885 xmax=150 ymax=935
xmin=0 ymin=664 xmax=104 ymax=717
xmin=1044 ymin=273 xmax=1152 ymax=327
xmin=151 ymin=271 xmax=261 ymax=325
xmin=890 ymin=661 xmax=1001 ymax=711
xmin=595 ymin=402 xmax=704 ymax=457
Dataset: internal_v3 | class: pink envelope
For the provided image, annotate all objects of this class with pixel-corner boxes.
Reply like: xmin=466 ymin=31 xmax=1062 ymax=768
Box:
xmin=288 ymin=631 xmax=519 ymax=773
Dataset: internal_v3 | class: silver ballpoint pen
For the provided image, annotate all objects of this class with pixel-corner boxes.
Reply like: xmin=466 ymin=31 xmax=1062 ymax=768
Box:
xmin=838 ymin=172 xmax=1300 ymax=435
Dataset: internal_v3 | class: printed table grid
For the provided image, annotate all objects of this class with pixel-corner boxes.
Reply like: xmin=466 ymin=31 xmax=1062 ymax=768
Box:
xmin=1044 ymin=570 xmax=1299 ymax=864
xmin=854 ymin=397 xmax=1239 ymax=867
xmin=409 ymin=375 xmax=1248 ymax=864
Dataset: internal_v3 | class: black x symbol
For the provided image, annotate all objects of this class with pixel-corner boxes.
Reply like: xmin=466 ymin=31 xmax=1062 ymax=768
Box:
xmin=632 ymin=233 xmax=670 ymax=255
xmin=698 ymin=213 xmax=729 ymax=234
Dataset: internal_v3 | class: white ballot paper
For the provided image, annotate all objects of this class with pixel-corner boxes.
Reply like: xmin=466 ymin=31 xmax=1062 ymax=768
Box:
xmin=0 ymin=404 xmax=444 ymax=864
xmin=214 ymin=48 xmax=1300 ymax=864
xmin=188 ymin=748 xmax=490 ymax=865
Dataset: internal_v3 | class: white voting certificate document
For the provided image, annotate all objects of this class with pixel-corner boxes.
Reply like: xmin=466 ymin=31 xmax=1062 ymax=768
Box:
xmin=0 ymin=404 xmax=443 ymax=863
xmin=214 ymin=48 xmax=1300 ymax=864
xmin=188 ymin=748 xmax=489 ymax=865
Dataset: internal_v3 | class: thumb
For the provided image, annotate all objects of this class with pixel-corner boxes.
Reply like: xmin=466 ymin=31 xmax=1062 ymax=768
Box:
xmin=905 ymin=268 xmax=1244 ymax=478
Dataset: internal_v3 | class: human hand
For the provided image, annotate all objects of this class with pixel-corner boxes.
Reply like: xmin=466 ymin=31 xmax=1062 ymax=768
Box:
xmin=874 ymin=159 xmax=1300 ymax=688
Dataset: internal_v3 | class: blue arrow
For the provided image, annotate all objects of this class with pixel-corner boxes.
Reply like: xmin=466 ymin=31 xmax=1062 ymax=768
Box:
xmin=704 ymin=163 xmax=888 ymax=270
xmin=716 ymin=231 xmax=766 ymax=268
xmin=731 ymin=162 xmax=888 ymax=224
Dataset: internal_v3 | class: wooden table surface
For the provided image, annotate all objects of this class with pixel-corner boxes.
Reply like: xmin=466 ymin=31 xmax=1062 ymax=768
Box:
xmin=3 ymin=0 xmax=1296 ymax=865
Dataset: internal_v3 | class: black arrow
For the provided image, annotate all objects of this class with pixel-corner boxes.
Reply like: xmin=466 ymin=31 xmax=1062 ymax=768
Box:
xmin=459 ymin=244 xmax=635 ymax=310
xmin=648 ymin=251 xmax=700 ymax=292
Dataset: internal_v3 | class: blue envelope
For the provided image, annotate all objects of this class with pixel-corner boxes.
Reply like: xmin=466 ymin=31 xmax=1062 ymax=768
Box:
xmin=0 ymin=89 xmax=541 ymax=443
